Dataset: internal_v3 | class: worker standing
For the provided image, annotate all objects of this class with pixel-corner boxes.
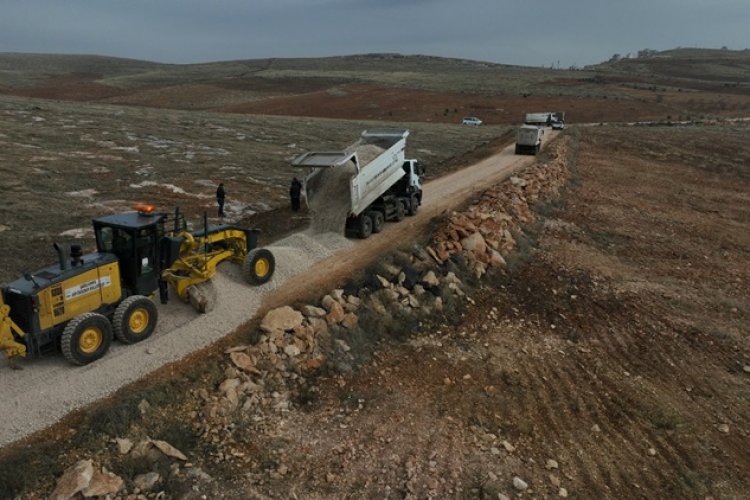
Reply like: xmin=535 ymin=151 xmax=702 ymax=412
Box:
xmin=216 ymin=183 xmax=226 ymax=217
xmin=289 ymin=177 xmax=302 ymax=212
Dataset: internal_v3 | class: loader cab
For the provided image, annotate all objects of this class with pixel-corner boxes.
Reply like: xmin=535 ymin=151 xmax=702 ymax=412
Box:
xmin=93 ymin=211 xmax=166 ymax=297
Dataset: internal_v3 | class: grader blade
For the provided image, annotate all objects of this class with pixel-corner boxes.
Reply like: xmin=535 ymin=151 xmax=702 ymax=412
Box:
xmin=186 ymin=283 xmax=217 ymax=314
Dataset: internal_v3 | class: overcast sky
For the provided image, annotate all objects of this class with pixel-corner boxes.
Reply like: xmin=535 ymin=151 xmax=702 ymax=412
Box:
xmin=1 ymin=0 xmax=747 ymax=67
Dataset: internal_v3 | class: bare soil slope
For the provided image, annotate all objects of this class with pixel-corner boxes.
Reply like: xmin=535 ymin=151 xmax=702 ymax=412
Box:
xmin=212 ymin=124 xmax=749 ymax=499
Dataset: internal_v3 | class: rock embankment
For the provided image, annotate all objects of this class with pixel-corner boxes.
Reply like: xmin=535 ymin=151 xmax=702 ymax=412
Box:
xmin=426 ymin=139 xmax=570 ymax=278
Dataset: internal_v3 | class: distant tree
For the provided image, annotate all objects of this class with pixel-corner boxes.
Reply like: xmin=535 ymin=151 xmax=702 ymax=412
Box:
xmin=721 ymin=46 xmax=729 ymax=50
xmin=610 ymin=53 xmax=622 ymax=62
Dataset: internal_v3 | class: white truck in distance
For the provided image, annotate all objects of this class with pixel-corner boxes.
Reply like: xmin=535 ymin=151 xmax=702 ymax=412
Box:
xmin=524 ymin=111 xmax=565 ymax=126
xmin=292 ymin=129 xmax=423 ymax=239
xmin=515 ymin=125 xmax=544 ymax=155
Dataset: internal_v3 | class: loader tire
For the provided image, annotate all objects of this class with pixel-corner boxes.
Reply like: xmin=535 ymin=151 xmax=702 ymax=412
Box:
xmin=61 ymin=312 xmax=112 ymax=366
xmin=370 ymin=211 xmax=384 ymax=233
xmin=357 ymin=213 xmax=373 ymax=239
xmin=243 ymin=248 xmax=275 ymax=285
xmin=113 ymin=295 xmax=158 ymax=344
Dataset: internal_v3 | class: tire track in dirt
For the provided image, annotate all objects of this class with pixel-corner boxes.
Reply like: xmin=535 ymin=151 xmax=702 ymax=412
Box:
xmin=561 ymin=354 xmax=686 ymax=494
xmin=565 ymin=319 xmax=707 ymax=492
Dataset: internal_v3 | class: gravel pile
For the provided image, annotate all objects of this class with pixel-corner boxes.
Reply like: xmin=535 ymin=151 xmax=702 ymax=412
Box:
xmin=352 ymin=144 xmax=386 ymax=167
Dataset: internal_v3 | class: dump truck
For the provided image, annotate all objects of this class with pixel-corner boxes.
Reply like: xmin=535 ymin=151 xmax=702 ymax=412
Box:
xmin=292 ymin=129 xmax=424 ymax=238
xmin=524 ymin=112 xmax=565 ymax=126
xmin=515 ymin=125 xmax=544 ymax=155
xmin=0 ymin=205 xmax=275 ymax=366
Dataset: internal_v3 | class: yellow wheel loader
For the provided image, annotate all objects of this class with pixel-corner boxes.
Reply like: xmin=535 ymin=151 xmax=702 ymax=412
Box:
xmin=0 ymin=206 xmax=275 ymax=366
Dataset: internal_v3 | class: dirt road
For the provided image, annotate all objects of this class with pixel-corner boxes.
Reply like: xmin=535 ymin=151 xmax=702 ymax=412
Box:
xmin=0 ymin=132 xmax=557 ymax=448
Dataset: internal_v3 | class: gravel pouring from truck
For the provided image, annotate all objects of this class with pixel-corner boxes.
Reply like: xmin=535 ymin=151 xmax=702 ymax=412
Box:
xmin=292 ymin=129 xmax=424 ymax=239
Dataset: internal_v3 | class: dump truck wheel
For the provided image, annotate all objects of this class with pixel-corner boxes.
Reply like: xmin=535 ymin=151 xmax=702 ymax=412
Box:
xmin=394 ymin=200 xmax=406 ymax=222
xmin=357 ymin=214 xmax=373 ymax=239
xmin=370 ymin=211 xmax=384 ymax=233
xmin=243 ymin=248 xmax=275 ymax=285
xmin=407 ymin=195 xmax=419 ymax=216
xmin=61 ymin=312 xmax=112 ymax=366
xmin=113 ymin=295 xmax=158 ymax=344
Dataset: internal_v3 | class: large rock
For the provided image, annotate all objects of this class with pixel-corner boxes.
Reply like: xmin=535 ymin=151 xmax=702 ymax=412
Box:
xmin=133 ymin=472 xmax=161 ymax=492
xmin=81 ymin=468 xmax=123 ymax=497
xmin=421 ymin=270 xmax=440 ymax=287
xmin=341 ymin=313 xmax=359 ymax=329
xmin=219 ymin=378 xmax=242 ymax=394
xmin=307 ymin=317 xmax=329 ymax=336
xmin=300 ymin=304 xmax=326 ymax=318
xmin=150 ymin=439 xmax=188 ymax=461
xmin=230 ymin=352 xmax=262 ymax=375
xmin=50 ymin=459 xmax=94 ymax=500
xmin=460 ymin=231 xmax=487 ymax=255
xmin=331 ymin=289 xmax=346 ymax=303
xmin=368 ymin=295 xmax=388 ymax=315
xmin=284 ymin=344 xmax=301 ymax=357
xmin=260 ymin=306 xmax=304 ymax=333
xmin=320 ymin=295 xmax=337 ymax=312
xmin=325 ymin=300 xmax=346 ymax=325
xmin=489 ymin=249 xmax=507 ymax=267
xmin=115 ymin=437 xmax=133 ymax=455
xmin=376 ymin=274 xmax=392 ymax=289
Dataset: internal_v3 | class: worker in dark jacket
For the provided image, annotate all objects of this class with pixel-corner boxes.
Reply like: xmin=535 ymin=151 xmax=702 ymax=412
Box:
xmin=289 ymin=177 xmax=302 ymax=212
xmin=216 ymin=183 xmax=226 ymax=217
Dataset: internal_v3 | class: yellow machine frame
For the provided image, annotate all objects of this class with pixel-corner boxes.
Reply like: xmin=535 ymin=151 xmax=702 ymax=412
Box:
xmin=161 ymin=227 xmax=249 ymax=302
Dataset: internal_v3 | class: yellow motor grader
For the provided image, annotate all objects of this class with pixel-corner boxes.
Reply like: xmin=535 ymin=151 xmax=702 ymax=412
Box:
xmin=0 ymin=205 xmax=275 ymax=366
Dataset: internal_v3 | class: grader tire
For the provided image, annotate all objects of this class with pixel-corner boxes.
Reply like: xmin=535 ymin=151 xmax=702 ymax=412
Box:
xmin=61 ymin=312 xmax=112 ymax=366
xmin=243 ymin=248 xmax=275 ymax=285
xmin=113 ymin=295 xmax=158 ymax=343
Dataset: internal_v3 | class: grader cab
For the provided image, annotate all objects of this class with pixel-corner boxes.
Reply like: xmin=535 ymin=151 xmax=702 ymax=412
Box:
xmin=0 ymin=205 xmax=275 ymax=366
